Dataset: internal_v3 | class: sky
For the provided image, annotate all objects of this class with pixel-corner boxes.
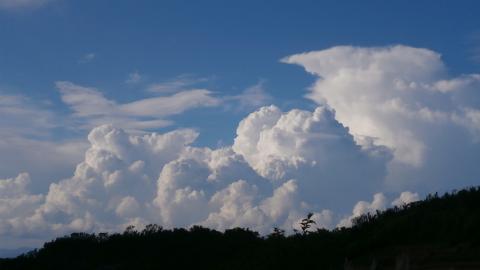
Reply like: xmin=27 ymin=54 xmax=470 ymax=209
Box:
xmin=1 ymin=0 xmax=480 ymax=252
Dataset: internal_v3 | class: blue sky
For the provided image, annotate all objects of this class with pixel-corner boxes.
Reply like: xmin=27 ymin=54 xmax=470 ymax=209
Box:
xmin=1 ymin=0 xmax=479 ymax=145
xmin=1 ymin=0 xmax=480 ymax=252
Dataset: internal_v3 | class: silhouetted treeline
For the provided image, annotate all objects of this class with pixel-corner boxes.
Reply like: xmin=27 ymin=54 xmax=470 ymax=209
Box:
xmin=2 ymin=187 xmax=480 ymax=269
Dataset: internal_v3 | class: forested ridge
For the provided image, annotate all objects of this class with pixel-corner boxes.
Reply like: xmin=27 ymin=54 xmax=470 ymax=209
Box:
xmin=1 ymin=187 xmax=480 ymax=270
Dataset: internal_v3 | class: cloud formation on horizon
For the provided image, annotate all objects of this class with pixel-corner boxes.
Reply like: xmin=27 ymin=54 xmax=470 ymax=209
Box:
xmin=283 ymin=45 xmax=480 ymax=190
xmin=1 ymin=44 xmax=480 ymax=249
xmin=0 ymin=104 xmax=395 ymax=248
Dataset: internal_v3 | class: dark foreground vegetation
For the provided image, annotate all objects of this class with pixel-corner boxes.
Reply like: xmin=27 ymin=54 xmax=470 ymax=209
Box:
xmin=1 ymin=187 xmax=480 ymax=270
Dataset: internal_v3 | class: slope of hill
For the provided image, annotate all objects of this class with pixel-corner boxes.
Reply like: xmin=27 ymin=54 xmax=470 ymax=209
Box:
xmin=0 ymin=248 xmax=32 ymax=259
xmin=1 ymin=187 xmax=480 ymax=270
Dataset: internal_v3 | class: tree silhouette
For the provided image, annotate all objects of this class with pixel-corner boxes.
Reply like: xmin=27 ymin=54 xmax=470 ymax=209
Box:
xmin=300 ymin=212 xmax=316 ymax=234
xmin=1 ymin=186 xmax=480 ymax=270
xmin=269 ymin=227 xmax=285 ymax=238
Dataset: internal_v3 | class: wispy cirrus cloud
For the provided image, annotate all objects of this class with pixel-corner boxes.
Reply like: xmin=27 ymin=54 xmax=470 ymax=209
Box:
xmin=469 ymin=31 xmax=480 ymax=64
xmin=0 ymin=93 xmax=87 ymax=192
xmin=225 ymin=81 xmax=272 ymax=111
xmin=0 ymin=0 xmax=56 ymax=10
xmin=56 ymin=81 xmax=221 ymax=132
xmin=146 ymin=75 xmax=272 ymax=111
xmin=78 ymin=53 xmax=95 ymax=64
xmin=126 ymin=71 xmax=143 ymax=84
xmin=0 ymin=94 xmax=57 ymax=138
xmin=147 ymin=74 xmax=210 ymax=94
xmin=3 ymin=44 xmax=480 ymax=252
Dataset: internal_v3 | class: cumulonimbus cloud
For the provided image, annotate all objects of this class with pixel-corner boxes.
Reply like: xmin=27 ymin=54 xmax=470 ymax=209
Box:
xmin=1 ymin=45 xmax=480 ymax=249
xmin=283 ymin=45 xmax=480 ymax=191
xmin=0 ymin=105 xmax=394 ymax=248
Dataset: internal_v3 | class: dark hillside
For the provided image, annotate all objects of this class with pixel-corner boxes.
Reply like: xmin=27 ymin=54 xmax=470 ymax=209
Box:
xmin=1 ymin=187 xmax=480 ymax=270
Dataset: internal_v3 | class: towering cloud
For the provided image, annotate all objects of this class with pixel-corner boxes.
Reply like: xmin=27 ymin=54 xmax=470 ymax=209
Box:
xmin=233 ymin=105 xmax=390 ymax=210
xmin=0 ymin=105 xmax=393 ymax=247
xmin=283 ymin=45 xmax=480 ymax=191
xmin=1 ymin=45 xmax=479 ymax=249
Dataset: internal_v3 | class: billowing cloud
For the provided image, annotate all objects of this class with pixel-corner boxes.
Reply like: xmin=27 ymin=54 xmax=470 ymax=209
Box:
xmin=283 ymin=45 xmax=480 ymax=191
xmin=0 ymin=78 xmax=266 ymax=197
xmin=2 ymin=45 xmax=480 ymax=251
xmin=233 ymin=105 xmax=391 ymax=211
xmin=0 ymin=173 xmax=45 ymax=246
xmin=0 ymin=173 xmax=43 ymax=220
xmin=338 ymin=190 xmax=420 ymax=228
xmin=391 ymin=191 xmax=420 ymax=207
xmin=337 ymin=193 xmax=387 ymax=228
xmin=0 ymin=105 xmax=395 ymax=247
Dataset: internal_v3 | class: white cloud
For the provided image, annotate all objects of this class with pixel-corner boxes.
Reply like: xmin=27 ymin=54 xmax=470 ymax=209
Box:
xmin=121 ymin=89 xmax=220 ymax=116
xmin=35 ymin=125 xmax=201 ymax=234
xmin=233 ymin=105 xmax=391 ymax=211
xmin=147 ymin=74 xmax=209 ymax=94
xmin=469 ymin=31 xmax=480 ymax=64
xmin=337 ymin=193 xmax=387 ymax=228
xmin=0 ymin=137 xmax=87 ymax=193
xmin=126 ymin=71 xmax=143 ymax=84
xmin=148 ymin=76 xmax=271 ymax=112
xmin=115 ymin=196 xmax=140 ymax=218
xmin=0 ymin=102 xmax=395 ymax=247
xmin=391 ymin=191 xmax=420 ymax=207
xmin=78 ymin=53 xmax=95 ymax=64
xmin=0 ymin=76 xmax=260 ymax=206
xmin=3 ymin=44 xmax=480 ymax=250
xmin=0 ymin=103 xmax=392 ymax=245
xmin=338 ymin=190 xmax=421 ymax=228
xmin=0 ymin=94 xmax=57 ymax=138
xmin=0 ymin=173 xmax=44 ymax=235
xmin=283 ymin=45 xmax=480 ymax=191
xmin=0 ymin=0 xmax=54 ymax=10
xmin=0 ymin=93 xmax=87 ymax=192
xmin=56 ymin=81 xmax=220 ymax=132
xmin=226 ymin=81 xmax=273 ymax=111
xmin=454 ymin=108 xmax=480 ymax=141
